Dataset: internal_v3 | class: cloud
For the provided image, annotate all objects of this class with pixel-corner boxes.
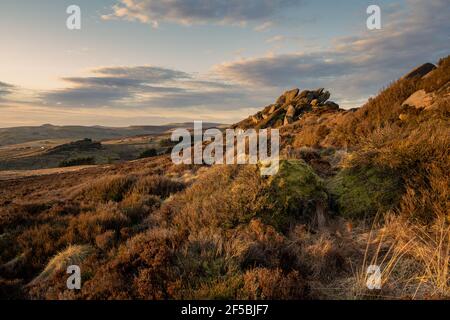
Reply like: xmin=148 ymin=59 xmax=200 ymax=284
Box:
xmin=90 ymin=66 xmax=191 ymax=82
xmin=214 ymin=0 xmax=450 ymax=107
xmin=0 ymin=81 xmax=14 ymax=93
xmin=40 ymin=65 xmax=264 ymax=111
xmin=254 ymin=21 xmax=274 ymax=32
xmin=0 ymin=81 xmax=15 ymax=101
xmin=103 ymin=0 xmax=303 ymax=26
xmin=266 ymin=35 xmax=287 ymax=44
xmin=42 ymin=66 xmax=193 ymax=107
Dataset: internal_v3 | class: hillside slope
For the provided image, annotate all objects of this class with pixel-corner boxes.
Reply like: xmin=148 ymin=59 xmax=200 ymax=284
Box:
xmin=0 ymin=56 xmax=448 ymax=300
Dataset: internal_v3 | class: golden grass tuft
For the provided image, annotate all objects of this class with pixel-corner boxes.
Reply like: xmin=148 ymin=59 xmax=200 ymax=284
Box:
xmin=29 ymin=245 xmax=93 ymax=286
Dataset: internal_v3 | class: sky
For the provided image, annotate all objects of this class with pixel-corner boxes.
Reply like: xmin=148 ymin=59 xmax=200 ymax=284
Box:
xmin=0 ymin=0 xmax=448 ymax=127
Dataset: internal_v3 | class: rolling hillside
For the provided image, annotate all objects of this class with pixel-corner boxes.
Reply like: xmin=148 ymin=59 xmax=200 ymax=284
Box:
xmin=0 ymin=56 xmax=448 ymax=300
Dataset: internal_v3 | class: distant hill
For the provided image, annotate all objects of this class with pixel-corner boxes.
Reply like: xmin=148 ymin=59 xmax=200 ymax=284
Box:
xmin=0 ymin=122 xmax=225 ymax=147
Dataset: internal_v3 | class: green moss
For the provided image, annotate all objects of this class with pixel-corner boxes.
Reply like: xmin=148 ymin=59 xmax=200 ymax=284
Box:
xmin=329 ymin=166 xmax=402 ymax=219
xmin=261 ymin=160 xmax=328 ymax=230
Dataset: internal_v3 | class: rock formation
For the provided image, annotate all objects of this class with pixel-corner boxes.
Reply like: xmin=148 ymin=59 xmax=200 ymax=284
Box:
xmin=235 ymin=88 xmax=342 ymax=129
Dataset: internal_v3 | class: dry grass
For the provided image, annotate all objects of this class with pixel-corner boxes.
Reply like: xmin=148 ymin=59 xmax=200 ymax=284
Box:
xmin=28 ymin=245 xmax=93 ymax=286
xmin=351 ymin=214 xmax=449 ymax=299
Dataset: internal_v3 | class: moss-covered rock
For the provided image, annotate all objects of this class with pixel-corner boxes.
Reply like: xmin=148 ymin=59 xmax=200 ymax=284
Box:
xmin=261 ymin=160 xmax=328 ymax=230
xmin=328 ymin=166 xmax=402 ymax=219
xmin=168 ymin=160 xmax=328 ymax=232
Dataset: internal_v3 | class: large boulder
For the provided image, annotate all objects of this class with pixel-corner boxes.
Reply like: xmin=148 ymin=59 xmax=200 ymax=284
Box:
xmin=403 ymin=63 xmax=436 ymax=80
xmin=402 ymin=89 xmax=436 ymax=109
xmin=264 ymin=160 xmax=328 ymax=229
xmin=285 ymin=88 xmax=300 ymax=104
xmin=277 ymin=88 xmax=299 ymax=105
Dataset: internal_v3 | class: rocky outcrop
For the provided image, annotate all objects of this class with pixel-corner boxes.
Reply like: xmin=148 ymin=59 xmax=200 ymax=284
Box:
xmin=235 ymin=87 xmax=342 ymax=129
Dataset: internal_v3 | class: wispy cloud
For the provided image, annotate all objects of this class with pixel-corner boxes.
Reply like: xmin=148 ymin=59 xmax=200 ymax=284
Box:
xmin=0 ymin=81 xmax=15 ymax=99
xmin=103 ymin=0 xmax=304 ymax=26
xmin=40 ymin=65 xmax=266 ymax=111
xmin=265 ymin=35 xmax=287 ymax=44
xmin=254 ymin=21 xmax=274 ymax=32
